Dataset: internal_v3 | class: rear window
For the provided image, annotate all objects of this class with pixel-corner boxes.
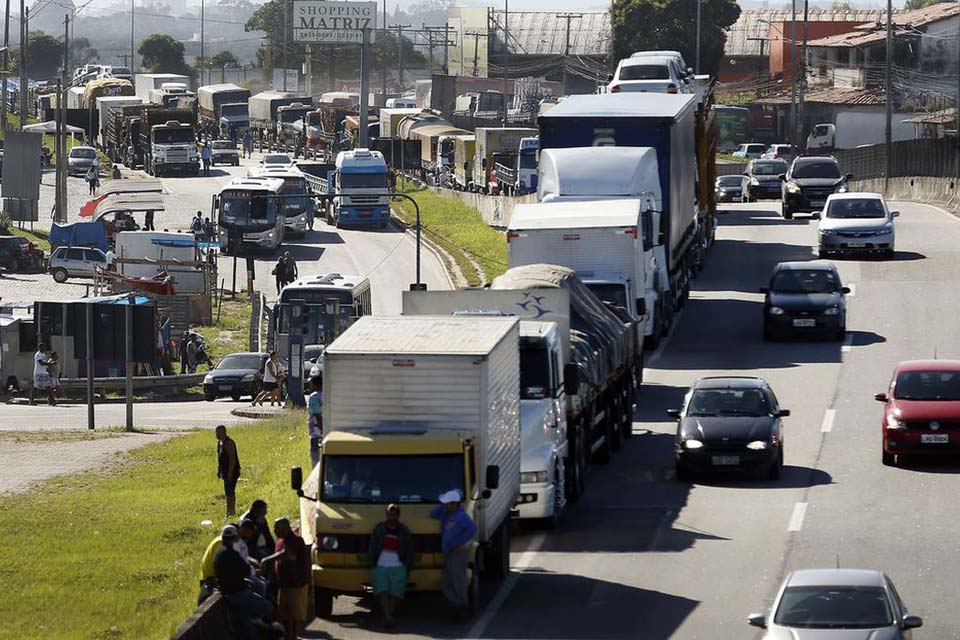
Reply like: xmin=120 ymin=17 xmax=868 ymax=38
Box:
xmin=752 ymin=161 xmax=787 ymax=176
xmin=619 ymin=64 xmax=670 ymax=81
xmin=747 ymin=144 xmax=766 ymax=153
xmin=717 ymin=175 xmax=741 ymax=186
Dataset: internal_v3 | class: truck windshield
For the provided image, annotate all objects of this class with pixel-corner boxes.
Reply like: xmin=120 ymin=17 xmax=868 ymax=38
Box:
xmin=219 ymin=190 xmax=276 ymax=225
xmin=520 ymin=341 xmax=551 ymax=400
xmin=321 ymin=454 xmax=464 ymax=504
xmin=519 ymin=153 xmax=537 ymax=169
xmin=221 ymin=104 xmax=248 ymax=117
xmin=281 ymin=109 xmax=310 ymax=123
xmin=154 ymin=129 xmax=195 ymax=144
xmin=340 ymin=172 xmax=386 ymax=189
xmin=586 ymin=283 xmax=629 ymax=311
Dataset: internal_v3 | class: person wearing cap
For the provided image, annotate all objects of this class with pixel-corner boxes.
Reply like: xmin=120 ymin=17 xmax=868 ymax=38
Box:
xmin=240 ymin=499 xmax=276 ymax=561
xmin=430 ymin=489 xmax=478 ymax=620
xmin=214 ymin=524 xmax=276 ymax=637
xmin=307 ymin=375 xmax=324 ymax=468
xmin=368 ymin=504 xmax=413 ymax=628
xmin=198 ymin=521 xmax=259 ymax=604
xmin=261 ymin=518 xmax=311 ymax=640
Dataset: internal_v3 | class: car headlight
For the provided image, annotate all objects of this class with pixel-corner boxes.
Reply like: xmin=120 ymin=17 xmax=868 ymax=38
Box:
xmin=520 ymin=470 xmax=549 ymax=484
xmin=320 ymin=535 xmax=339 ymax=550
xmin=824 ymin=307 xmax=840 ymax=316
xmin=203 ymin=374 xmax=213 ymax=384
xmin=749 ymin=177 xmax=760 ymax=186
xmin=836 ymin=185 xmax=848 ymax=193
xmin=266 ymin=232 xmax=274 ymax=239
xmin=886 ymin=415 xmax=906 ymax=430
xmin=241 ymin=373 xmax=255 ymax=382
xmin=820 ymin=229 xmax=837 ymax=236
xmin=683 ymin=439 xmax=704 ymax=450
xmin=746 ymin=440 xmax=769 ymax=450
xmin=768 ymin=306 xmax=785 ymax=315
xmin=880 ymin=222 xmax=894 ymax=232
xmin=786 ymin=182 xmax=801 ymax=194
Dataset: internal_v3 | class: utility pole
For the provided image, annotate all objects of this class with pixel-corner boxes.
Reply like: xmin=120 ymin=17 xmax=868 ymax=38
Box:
xmin=395 ymin=24 xmax=410 ymax=93
xmin=130 ymin=0 xmax=135 ymax=72
xmin=56 ymin=14 xmax=68 ymax=224
xmin=305 ymin=44 xmax=312 ymax=96
xmin=118 ymin=53 xmax=131 ymax=67
xmin=200 ymin=0 xmax=205 ymax=85
xmin=790 ymin=0 xmax=798 ymax=144
xmin=282 ymin=0 xmax=289 ymax=90
xmin=382 ymin=0 xmax=386 ymax=94
xmin=18 ymin=2 xmax=26 ymax=129
xmin=884 ymin=0 xmax=892 ymax=188
xmin=695 ymin=0 xmax=701 ymax=74
xmin=464 ymin=30 xmax=488 ymax=78
xmin=359 ymin=28 xmax=370 ymax=147
xmin=797 ymin=0 xmax=809 ymax=144
xmin=502 ymin=0 xmax=508 ymax=125
xmin=1 ymin=0 xmax=10 ymax=135
xmin=557 ymin=13 xmax=582 ymax=95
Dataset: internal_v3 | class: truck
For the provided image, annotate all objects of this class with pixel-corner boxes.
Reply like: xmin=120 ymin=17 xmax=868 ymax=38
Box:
xmin=472 ymin=127 xmax=538 ymax=194
xmin=538 ymin=93 xmax=701 ymax=322
xmin=96 ymin=96 xmax=142 ymax=149
xmin=139 ymin=106 xmax=199 ymax=176
xmin=104 ymin=105 xmax=143 ymax=166
xmin=494 ymin=136 xmax=539 ymax=196
xmin=452 ymin=135 xmax=476 ymax=190
xmin=537 ymin=146 xmax=669 ymax=346
xmin=134 ymin=73 xmax=191 ymax=102
xmin=378 ymin=107 xmax=421 ymax=139
xmin=275 ymin=101 xmax=314 ymax=148
xmin=81 ymin=78 xmax=134 ymax=109
xmin=289 ymin=314 xmax=521 ymax=616
xmin=248 ymin=91 xmax=311 ymax=143
xmin=147 ymin=85 xmax=192 ymax=107
xmin=302 ymin=149 xmax=390 ymax=228
xmin=212 ymin=176 xmax=286 ymax=254
xmin=197 ymin=83 xmax=251 ymax=138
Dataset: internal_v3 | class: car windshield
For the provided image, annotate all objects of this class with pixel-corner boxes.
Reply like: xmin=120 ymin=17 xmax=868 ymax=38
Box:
xmin=265 ymin=154 xmax=291 ymax=165
xmin=620 ymin=64 xmax=670 ymax=80
xmin=321 ymin=454 xmax=464 ymax=504
xmin=753 ymin=161 xmax=787 ymax=176
xmin=687 ymin=388 xmax=771 ymax=417
xmin=340 ymin=172 xmax=387 ymax=189
xmin=154 ymin=129 xmax=195 ymax=144
xmin=217 ymin=354 xmax=263 ymax=370
xmin=793 ymin=161 xmax=842 ymax=179
xmin=827 ymin=198 xmax=886 ymax=219
xmin=771 ymin=269 xmax=839 ymax=294
xmin=894 ymin=370 xmax=960 ymax=401
xmin=718 ymin=176 xmax=741 ymax=186
xmin=70 ymin=148 xmax=96 ymax=159
xmin=303 ymin=346 xmax=324 ymax=362
xmin=774 ymin=585 xmax=893 ymax=629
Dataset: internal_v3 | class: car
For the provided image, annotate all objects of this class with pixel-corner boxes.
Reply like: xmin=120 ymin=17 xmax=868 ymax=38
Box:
xmin=608 ymin=55 xmax=690 ymax=94
xmin=732 ymin=143 xmax=766 ymax=159
xmin=761 ymin=143 xmax=797 ymax=163
xmin=715 ymin=175 xmax=743 ymax=203
xmin=630 ymin=50 xmax=693 ymax=77
xmin=741 ymin=158 xmax=789 ymax=202
xmin=68 ymin=146 xmax=99 ymax=176
xmin=261 ymin=153 xmax=294 ymax=168
xmin=782 ymin=156 xmax=852 ymax=219
xmin=816 ymin=192 xmax=898 ymax=259
xmin=210 ymin=139 xmax=240 ymax=166
xmin=669 ymin=376 xmax=788 ymax=480
xmin=48 ymin=245 xmax=107 ymax=282
xmin=0 ymin=235 xmax=44 ymax=273
xmin=748 ymin=569 xmax=922 ymax=638
xmin=203 ymin=352 xmax=270 ymax=402
xmin=761 ymin=261 xmax=849 ymax=341
xmin=303 ymin=343 xmax=325 ymax=378
xmin=876 ymin=359 xmax=960 ymax=466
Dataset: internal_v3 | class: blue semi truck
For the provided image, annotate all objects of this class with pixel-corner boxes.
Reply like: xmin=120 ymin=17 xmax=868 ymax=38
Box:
xmin=299 ymin=149 xmax=391 ymax=229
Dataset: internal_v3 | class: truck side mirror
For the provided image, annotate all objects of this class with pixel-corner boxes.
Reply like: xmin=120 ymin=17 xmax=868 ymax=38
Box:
xmin=485 ymin=465 xmax=500 ymax=490
xmin=290 ymin=466 xmax=303 ymax=492
xmin=563 ymin=363 xmax=580 ymax=396
xmin=463 ymin=162 xmax=468 ymax=171
xmin=635 ymin=298 xmax=647 ymax=317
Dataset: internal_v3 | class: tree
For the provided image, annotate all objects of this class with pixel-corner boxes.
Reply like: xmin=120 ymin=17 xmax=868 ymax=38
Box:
xmin=611 ymin=0 xmax=741 ymax=77
xmin=138 ymin=33 xmax=193 ymax=76
xmin=209 ymin=50 xmax=240 ymax=68
xmin=70 ymin=37 xmax=98 ymax=68
xmin=903 ymin=0 xmax=949 ymax=11
xmin=23 ymin=32 xmax=64 ymax=80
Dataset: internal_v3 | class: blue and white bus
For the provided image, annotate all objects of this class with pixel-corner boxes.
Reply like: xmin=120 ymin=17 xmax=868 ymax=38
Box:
xmin=273 ymin=273 xmax=372 ymax=358
xmin=248 ymin=166 xmax=314 ymax=237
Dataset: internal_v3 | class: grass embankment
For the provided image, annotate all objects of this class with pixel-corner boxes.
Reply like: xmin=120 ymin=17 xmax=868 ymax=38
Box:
xmin=393 ymin=185 xmax=508 ymax=286
xmin=202 ymin=290 xmax=254 ymax=361
xmin=0 ymin=413 xmax=309 ymax=640
xmin=6 ymin=225 xmax=51 ymax=252
xmin=716 ymin=152 xmax=746 ymax=163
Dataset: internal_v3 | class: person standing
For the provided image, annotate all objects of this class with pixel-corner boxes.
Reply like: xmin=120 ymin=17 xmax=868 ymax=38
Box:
xmin=201 ymin=143 xmax=212 ymax=176
xmin=143 ymin=209 xmax=155 ymax=231
xmin=243 ymin=129 xmax=254 ymax=159
xmin=191 ymin=211 xmax=204 ymax=239
xmin=283 ymin=251 xmax=298 ymax=287
xmin=307 ymin=375 xmax=324 ymax=468
xmin=186 ymin=335 xmax=199 ymax=374
xmin=239 ymin=499 xmax=276 ymax=561
xmin=104 ymin=246 xmax=116 ymax=271
xmin=202 ymin=217 xmax=215 ymax=243
xmin=252 ymin=352 xmax=281 ymax=407
xmin=216 ymin=425 xmax=241 ymax=516
xmin=47 ymin=352 xmax=60 ymax=401
xmin=430 ymin=490 xmax=477 ymax=621
xmin=213 ymin=525 xmax=276 ymax=638
xmin=369 ymin=504 xmax=413 ymax=628
xmin=262 ymin=518 xmax=311 ymax=640
xmin=272 ymin=256 xmax=286 ymax=295
xmin=85 ymin=165 xmax=100 ymax=195
xmin=29 ymin=344 xmax=54 ymax=406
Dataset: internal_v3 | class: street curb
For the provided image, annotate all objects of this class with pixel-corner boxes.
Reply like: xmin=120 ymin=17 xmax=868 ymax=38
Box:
xmin=230 ymin=406 xmax=287 ymax=419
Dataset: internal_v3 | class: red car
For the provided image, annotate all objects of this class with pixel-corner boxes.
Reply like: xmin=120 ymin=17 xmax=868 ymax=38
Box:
xmin=877 ymin=359 xmax=960 ymax=466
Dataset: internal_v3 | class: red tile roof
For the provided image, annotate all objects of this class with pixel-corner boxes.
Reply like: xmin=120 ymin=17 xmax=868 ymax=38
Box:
xmin=758 ymin=87 xmax=886 ymax=106
xmin=808 ymin=2 xmax=959 ymax=48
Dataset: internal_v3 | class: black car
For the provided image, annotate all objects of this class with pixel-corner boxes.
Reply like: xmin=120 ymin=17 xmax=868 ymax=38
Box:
xmin=203 ymin=352 xmax=269 ymax=401
xmin=781 ymin=156 xmax=853 ymax=219
xmin=715 ymin=175 xmax=743 ymax=203
xmin=741 ymin=159 xmax=788 ymax=202
xmin=0 ymin=235 xmax=44 ymax=273
xmin=669 ymin=376 xmax=788 ymax=480
xmin=761 ymin=261 xmax=849 ymax=341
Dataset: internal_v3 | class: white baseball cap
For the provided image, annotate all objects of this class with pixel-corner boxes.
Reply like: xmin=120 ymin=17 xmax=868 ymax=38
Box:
xmin=438 ymin=490 xmax=461 ymax=504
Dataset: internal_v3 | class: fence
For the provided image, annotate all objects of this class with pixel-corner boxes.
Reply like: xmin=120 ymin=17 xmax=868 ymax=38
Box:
xmin=821 ymin=139 xmax=959 ymax=181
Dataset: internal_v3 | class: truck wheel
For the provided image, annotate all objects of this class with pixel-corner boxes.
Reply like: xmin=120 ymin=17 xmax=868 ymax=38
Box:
xmin=593 ymin=410 xmax=613 ymax=464
xmin=51 ymin=268 xmax=68 ymax=283
xmin=610 ymin=394 xmax=623 ymax=452
xmin=566 ymin=429 xmax=586 ymax=503
xmin=484 ymin=522 xmax=510 ymax=580
xmin=313 ymin=587 xmax=334 ymax=619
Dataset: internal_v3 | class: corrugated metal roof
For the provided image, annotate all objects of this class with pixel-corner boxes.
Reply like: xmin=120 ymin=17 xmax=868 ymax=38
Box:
xmin=903 ymin=108 xmax=957 ymax=124
xmin=758 ymin=87 xmax=886 ymax=105
xmin=807 ymin=25 xmax=912 ymax=48
xmin=809 ymin=2 xmax=960 ymax=47
xmin=489 ymin=10 xmax=611 ymax=57
xmin=853 ymin=1 xmax=959 ymax=30
xmin=326 ymin=315 xmax=517 ymax=355
xmin=725 ymin=9 xmax=890 ymax=57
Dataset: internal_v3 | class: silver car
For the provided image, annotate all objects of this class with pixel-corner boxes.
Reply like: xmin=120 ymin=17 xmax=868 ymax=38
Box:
xmin=748 ymin=569 xmax=922 ymax=639
xmin=49 ymin=246 xmax=107 ymax=282
xmin=68 ymin=146 xmax=99 ymax=176
xmin=816 ymin=192 xmax=898 ymax=259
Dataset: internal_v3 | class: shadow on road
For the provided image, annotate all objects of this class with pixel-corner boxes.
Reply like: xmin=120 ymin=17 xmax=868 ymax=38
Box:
xmin=717 ymin=208 xmax=808 ymax=228
xmin=847 ymin=330 xmax=887 ymax=348
xmin=892 ymin=250 xmax=927 ymax=262
xmin=304 ymin=230 xmax=345 ymax=245
xmin=283 ymin=245 xmax=326 ymax=261
xmin=693 ymin=240 xmax=817 ymax=293
xmin=686 ymin=465 xmax=833 ymax=490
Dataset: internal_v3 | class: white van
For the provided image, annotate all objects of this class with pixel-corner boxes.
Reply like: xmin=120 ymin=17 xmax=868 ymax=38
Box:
xmin=385 ymin=97 xmax=417 ymax=109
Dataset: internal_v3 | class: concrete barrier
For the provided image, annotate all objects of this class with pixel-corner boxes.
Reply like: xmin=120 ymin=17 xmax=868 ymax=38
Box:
xmin=852 ymin=176 xmax=960 ymax=214
xmin=434 ymin=187 xmax=537 ymax=229
xmin=171 ymin=593 xmax=232 ymax=640
xmin=59 ymin=372 xmax=206 ymax=394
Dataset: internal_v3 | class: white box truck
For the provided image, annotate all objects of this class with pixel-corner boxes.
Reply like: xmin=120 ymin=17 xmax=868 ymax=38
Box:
xmin=290 ymin=315 xmax=521 ymax=616
xmin=134 ymin=73 xmax=191 ymax=101
xmin=114 ymin=231 xmax=206 ymax=294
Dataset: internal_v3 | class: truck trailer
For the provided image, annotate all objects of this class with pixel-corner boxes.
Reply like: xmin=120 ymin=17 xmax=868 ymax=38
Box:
xmin=472 ymin=127 xmax=538 ymax=194
xmin=135 ymin=73 xmax=191 ymax=101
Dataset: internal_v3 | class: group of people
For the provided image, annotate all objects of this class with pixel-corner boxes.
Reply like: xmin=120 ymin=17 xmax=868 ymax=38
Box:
xmin=271 ymin=252 xmax=299 ymax=294
xmin=191 ymin=212 xmax=216 ymax=243
xmin=30 ymin=344 xmax=60 ymax=405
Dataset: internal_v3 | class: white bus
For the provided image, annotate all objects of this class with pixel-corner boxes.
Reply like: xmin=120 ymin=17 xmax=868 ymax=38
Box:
xmin=248 ymin=165 xmax=313 ymax=237
xmin=273 ymin=273 xmax=372 ymax=358
xmin=213 ymin=176 xmax=286 ymax=254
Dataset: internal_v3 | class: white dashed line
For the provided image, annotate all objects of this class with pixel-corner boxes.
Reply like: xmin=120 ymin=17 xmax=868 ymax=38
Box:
xmin=841 ymin=334 xmax=854 ymax=352
xmin=820 ymin=409 xmax=836 ymax=433
xmin=788 ymin=502 xmax=808 ymax=532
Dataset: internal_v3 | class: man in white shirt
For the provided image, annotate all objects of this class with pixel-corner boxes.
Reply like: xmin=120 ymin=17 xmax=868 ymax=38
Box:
xmin=29 ymin=344 xmax=54 ymax=406
xmin=104 ymin=247 xmax=116 ymax=271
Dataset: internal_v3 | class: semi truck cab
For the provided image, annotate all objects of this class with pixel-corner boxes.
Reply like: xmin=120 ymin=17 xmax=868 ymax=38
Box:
xmin=150 ymin=121 xmax=199 ymax=175
xmin=219 ymin=103 xmax=250 ymax=138
xmin=333 ymin=148 xmax=390 ymax=227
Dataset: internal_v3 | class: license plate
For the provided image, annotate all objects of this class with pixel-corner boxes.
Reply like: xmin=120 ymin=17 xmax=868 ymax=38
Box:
xmin=219 ymin=385 xmax=232 ymax=391
xmin=846 ymin=242 xmax=866 ymax=248
xmin=921 ymin=434 xmax=949 ymax=444
xmin=793 ymin=319 xmax=816 ymax=327
xmin=359 ymin=210 xmax=372 ymax=217
xmin=712 ymin=455 xmax=740 ymax=466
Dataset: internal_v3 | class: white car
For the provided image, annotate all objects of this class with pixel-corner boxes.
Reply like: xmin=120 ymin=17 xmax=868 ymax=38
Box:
xmin=816 ymin=192 xmax=898 ymax=259
xmin=761 ymin=144 xmax=797 ymax=163
xmin=97 ymin=66 xmax=133 ymax=82
xmin=630 ymin=50 xmax=693 ymax=78
xmin=732 ymin=143 xmax=767 ymax=159
xmin=261 ymin=153 xmax=295 ymax=168
xmin=608 ymin=55 xmax=690 ymax=94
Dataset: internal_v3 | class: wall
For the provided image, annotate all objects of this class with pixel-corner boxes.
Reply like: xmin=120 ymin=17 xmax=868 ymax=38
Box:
xmin=435 ymin=187 xmax=536 ymax=229
xmin=921 ymin=15 xmax=960 ymax=74
xmin=769 ymin=21 xmax=869 ymax=80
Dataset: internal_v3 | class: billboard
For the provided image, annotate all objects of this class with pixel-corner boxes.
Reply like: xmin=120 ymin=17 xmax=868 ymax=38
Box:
xmin=272 ymin=68 xmax=300 ymax=92
xmin=293 ymin=1 xmax=376 ymax=44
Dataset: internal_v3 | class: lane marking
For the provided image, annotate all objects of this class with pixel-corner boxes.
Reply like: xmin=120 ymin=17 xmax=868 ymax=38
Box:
xmin=788 ymin=502 xmax=808 ymax=532
xmin=466 ymin=532 xmax=547 ymax=639
xmin=820 ymin=409 xmax=836 ymax=433
xmin=841 ymin=334 xmax=854 ymax=352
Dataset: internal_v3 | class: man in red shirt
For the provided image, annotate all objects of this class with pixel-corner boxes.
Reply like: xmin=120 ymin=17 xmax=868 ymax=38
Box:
xmin=262 ymin=518 xmax=311 ymax=640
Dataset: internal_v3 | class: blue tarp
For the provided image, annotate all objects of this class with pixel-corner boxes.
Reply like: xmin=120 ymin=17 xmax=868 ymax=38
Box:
xmin=150 ymin=238 xmax=222 ymax=249
xmin=50 ymin=221 xmax=108 ymax=252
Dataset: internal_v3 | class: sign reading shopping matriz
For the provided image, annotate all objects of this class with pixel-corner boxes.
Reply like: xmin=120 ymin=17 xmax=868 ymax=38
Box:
xmin=293 ymin=1 xmax=377 ymax=44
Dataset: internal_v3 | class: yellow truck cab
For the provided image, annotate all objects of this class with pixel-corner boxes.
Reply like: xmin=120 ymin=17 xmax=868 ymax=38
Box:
xmin=290 ymin=315 xmax=521 ymax=617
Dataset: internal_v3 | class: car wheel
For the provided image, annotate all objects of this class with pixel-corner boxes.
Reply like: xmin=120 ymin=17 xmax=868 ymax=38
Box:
xmin=230 ymin=394 xmax=241 ymax=402
xmin=882 ymin=449 xmax=896 ymax=467
xmin=51 ymin=268 xmax=68 ymax=283
xmin=767 ymin=449 xmax=783 ymax=480
xmin=313 ymin=587 xmax=334 ymax=618
xmin=818 ymin=248 xmax=827 ymax=259
xmin=204 ymin=394 xmax=216 ymax=402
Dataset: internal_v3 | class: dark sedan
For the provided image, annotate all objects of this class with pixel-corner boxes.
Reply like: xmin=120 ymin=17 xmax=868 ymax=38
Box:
xmin=762 ymin=261 xmax=849 ymax=341
xmin=715 ymin=175 xmax=743 ymax=203
xmin=741 ymin=159 xmax=788 ymax=202
xmin=669 ymin=376 xmax=788 ymax=480
xmin=203 ymin=352 xmax=268 ymax=401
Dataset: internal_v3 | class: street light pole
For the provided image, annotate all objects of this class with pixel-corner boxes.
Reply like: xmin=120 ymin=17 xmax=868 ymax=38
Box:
xmin=200 ymin=0 xmax=204 ymax=85
xmin=790 ymin=0 xmax=798 ymax=144
xmin=695 ymin=0 xmax=701 ymax=75
xmin=884 ymin=0 xmax=892 ymax=189
xmin=130 ymin=0 xmax=135 ymax=72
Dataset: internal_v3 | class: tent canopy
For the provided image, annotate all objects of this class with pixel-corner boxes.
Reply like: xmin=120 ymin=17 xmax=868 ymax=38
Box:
xmin=22 ymin=121 xmax=85 ymax=135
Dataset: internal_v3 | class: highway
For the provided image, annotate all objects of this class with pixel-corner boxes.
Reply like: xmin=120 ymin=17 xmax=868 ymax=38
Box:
xmin=304 ymin=198 xmax=960 ymax=639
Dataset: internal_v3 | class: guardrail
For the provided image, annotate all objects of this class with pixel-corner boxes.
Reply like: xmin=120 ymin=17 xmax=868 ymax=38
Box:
xmin=58 ymin=372 xmax=206 ymax=393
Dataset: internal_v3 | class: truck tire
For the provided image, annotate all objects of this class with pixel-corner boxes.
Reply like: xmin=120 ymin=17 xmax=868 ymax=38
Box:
xmin=593 ymin=408 xmax=613 ymax=464
xmin=566 ymin=426 xmax=587 ymax=503
xmin=313 ymin=587 xmax=334 ymax=619
xmin=484 ymin=522 xmax=510 ymax=580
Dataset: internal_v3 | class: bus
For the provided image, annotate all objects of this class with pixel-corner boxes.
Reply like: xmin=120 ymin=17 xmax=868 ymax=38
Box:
xmin=273 ymin=273 xmax=372 ymax=360
xmin=714 ymin=105 xmax=750 ymax=154
xmin=213 ymin=177 xmax=286 ymax=254
xmin=248 ymin=166 xmax=314 ymax=237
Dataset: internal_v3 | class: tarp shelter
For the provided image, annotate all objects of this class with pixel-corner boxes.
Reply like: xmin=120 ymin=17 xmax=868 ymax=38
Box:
xmin=22 ymin=121 xmax=87 ymax=144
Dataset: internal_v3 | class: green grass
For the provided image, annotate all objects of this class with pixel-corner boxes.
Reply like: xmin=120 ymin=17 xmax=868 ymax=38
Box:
xmin=6 ymin=226 xmax=51 ymax=252
xmin=0 ymin=413 xmax=310 ymax=640
xmin=716 ymin=152 xmax=746 ymax=163
xmin=394 ymin=186 xmax=508 ymax=286
xmin=202 ymin=291 xmax=253 ymax=361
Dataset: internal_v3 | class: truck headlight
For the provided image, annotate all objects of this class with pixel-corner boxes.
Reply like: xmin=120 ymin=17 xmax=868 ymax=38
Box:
xmin=683 ymin=439 xmax=704 ymax=450
xmin=520 ymin=470 xmax=549 ymax=484
xmin=820 ymin=229 xmax=837 ymax=236
xmin=320 ymin=535 xmax=339 ymax=550
xmin=749 ymin=177 xmax=760 ymax=186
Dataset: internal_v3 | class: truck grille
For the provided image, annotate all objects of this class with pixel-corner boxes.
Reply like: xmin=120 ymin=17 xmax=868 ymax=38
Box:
xmin=166 ymin=150 xmax=189 ymax=163
xmin=348 ymin=195 xmax=382 ymax=206
xmin=317 ymin=533 xmax=442 ymax=554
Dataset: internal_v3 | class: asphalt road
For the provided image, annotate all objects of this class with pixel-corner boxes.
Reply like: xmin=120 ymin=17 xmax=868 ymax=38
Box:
xmin=302 ymin=198 xmax=960 ymax=639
